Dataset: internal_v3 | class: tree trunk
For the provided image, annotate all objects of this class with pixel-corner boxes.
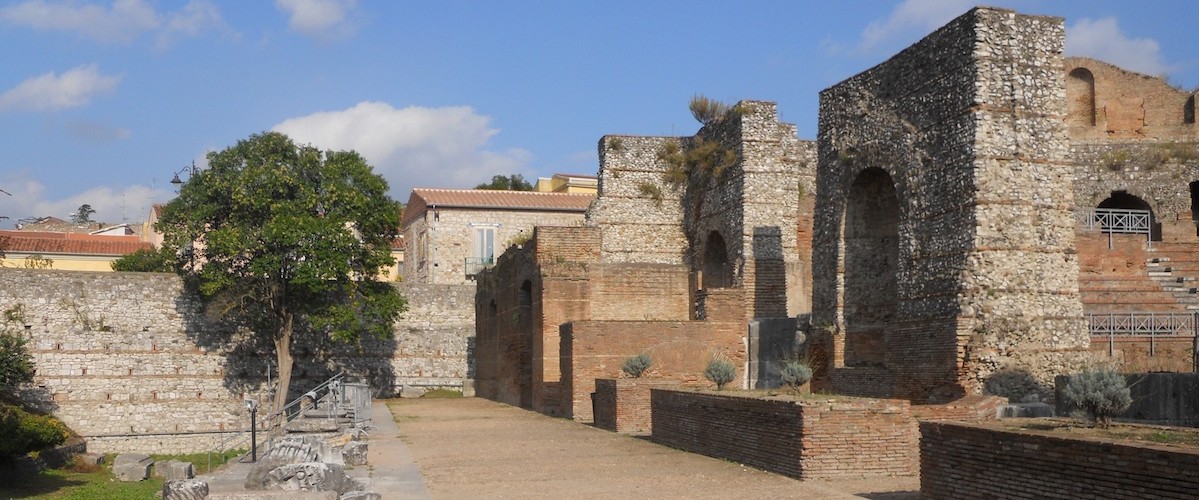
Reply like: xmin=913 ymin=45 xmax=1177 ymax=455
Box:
xmin=272 ymin=313 xmax=294 ymax=415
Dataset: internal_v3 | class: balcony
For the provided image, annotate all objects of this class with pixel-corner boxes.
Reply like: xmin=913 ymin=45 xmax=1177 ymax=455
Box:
xmin=464 ymin=256 xmax=495 ymax=279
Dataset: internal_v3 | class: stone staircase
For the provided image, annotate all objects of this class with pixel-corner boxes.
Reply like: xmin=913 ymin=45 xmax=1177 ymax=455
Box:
xmin=1077 ymin=231 xmax=1199 ymax=314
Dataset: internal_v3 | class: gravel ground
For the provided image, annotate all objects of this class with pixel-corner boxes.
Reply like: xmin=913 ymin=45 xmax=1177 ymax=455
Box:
xmin=389 ymin=398 xmax=919 ymax=499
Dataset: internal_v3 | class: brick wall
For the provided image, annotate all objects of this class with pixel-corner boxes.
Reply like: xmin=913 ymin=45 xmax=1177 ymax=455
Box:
xmin=590 ymin=263 xmax=691 ymax=321
xmin=921 ymin=421 xmax=1199 ymax=499
xmin=560 ymin=320 xmax=745 ymax=421
xmin=651 ymin=390 xmax=917 ymax=479
xmin=1091 ymin=335 xmax=1196 ymax=372
xmin=592 ymin=378 xmax=681 ymax=433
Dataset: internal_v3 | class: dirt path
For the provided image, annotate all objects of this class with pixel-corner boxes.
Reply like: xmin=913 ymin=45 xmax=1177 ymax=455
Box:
xmin=389 ymin=398 xmax=918 ymax=499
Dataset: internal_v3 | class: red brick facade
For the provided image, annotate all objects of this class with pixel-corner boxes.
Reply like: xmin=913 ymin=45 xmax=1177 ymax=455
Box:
xmin=592 ymin=378 xmax=681 ymax=433
xmin=561 ymin=320 xmax=745 ymax=421
xmin=921 ymin=421 xmax=1199 ymax=499
xmin=650 ymin=389 xmax=917 ymax=480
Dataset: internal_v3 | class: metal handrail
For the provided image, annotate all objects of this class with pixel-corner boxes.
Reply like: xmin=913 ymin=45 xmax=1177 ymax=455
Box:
xmin=1087 ymin=312 xmax=1196 ymax=336
xmin=1076 ymin=208 xmax=1152 ymax=248
xmin=464 ymin=256 xmax=495 ymax=278
xmin=1087 ymin=312 xmax=1198 ymax=360
xmin=205 ymin=372 xmax=347 ymax=471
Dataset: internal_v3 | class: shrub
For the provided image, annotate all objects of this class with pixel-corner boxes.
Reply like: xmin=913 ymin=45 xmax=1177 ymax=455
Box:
xmin=1060 ymin=370 xmax=1132 ymax=428
xmin=0 ymin=402 xmax=69 ymax=459
xmin=689 ymin=95 xmax=731 ymax=125
xmin=704 ymin=358 xmax=735 ymax=390
xmin=780 ymin=361 xmax=812 ymax=393
xmin=111 ymin=247 xmax=176 ymax=272
xmin=0 ymin=330 xmax=35 ymax=396
xmin=622 ymin=353 xmax=652 ymax=378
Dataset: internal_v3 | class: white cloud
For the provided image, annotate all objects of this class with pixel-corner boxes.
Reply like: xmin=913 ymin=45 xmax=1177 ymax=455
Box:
xmin=273 ymin=101 xmax=532 ymax=197
xmin=1066 ymin=17 xmax=1172 ymax=77
xmin=0 ymin=0 xmax=223 ymax=45
xmin=0 ymin=172 xmax=171 ymax=230
xmin=0 ymin=64 xmax=122 ymax=111
xmin=850 ymin=0 xmax=974 ymax=54
xmin=65 ymin=120 xmax=131 ymax=142
xmin=274 ymin=0 xmax=358 ymax=39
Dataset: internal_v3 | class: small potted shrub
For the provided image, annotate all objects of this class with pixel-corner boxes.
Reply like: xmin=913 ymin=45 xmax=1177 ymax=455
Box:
xmin=622 ymin=353 xmax=652 ymax=378
xmin=704 ymin=358 xmax=736 ymax=390
xmin=780 ymin=360 xmax=813 ymax=395
xmin=1060 ymin=369 xmax=1132 ymax=428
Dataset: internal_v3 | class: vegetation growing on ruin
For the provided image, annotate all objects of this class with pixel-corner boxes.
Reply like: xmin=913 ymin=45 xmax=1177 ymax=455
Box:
xmin=637 ymin=182 xmax=663 ymax=206
xmin=156 ymin=131 xmax=407 ymax=413
xmin=780 ymin=361 xmax=813 ymax=394
xmin=1060 ymin=369 xmax=1132 ymax=428
xmin=21 ymin=254 xmax=54 ymax=269
xmin=704 ymin=357 xmax=736 ymax=390
xmin=1101 ymin=142 xmax=1199 ymax=172
xmin=622 ymin=353 xmax=653 ymax=378
xmin=607 ymin=137 xmax=625 ymax=151
xmin=653 ymin=96 xmax=744 ymax=187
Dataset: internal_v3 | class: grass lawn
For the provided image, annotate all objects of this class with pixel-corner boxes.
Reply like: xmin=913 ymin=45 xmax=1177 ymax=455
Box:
xmin=0 ymin=449 xmax=244 ymax=499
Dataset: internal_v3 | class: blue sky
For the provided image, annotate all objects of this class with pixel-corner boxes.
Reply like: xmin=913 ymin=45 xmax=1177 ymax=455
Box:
xmin=2 ymin=0 xmax=1197 ymax=228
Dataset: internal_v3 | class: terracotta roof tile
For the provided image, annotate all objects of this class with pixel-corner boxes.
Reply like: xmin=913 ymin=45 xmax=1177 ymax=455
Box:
xmin=0 ymin=231 xmax=152 ymax=257
xmin=403 ymin=189 xmax=593 ymax=226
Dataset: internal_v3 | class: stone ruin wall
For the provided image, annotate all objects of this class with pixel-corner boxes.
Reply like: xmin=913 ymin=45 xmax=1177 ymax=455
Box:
xmin=0 ymin=268 xmax=473 ymax=453
xmin=685 ymin=101 xmax=815 ymax=320
xmin=588 ymin=135 xmax=689 ymax=264
xmin=1065 ymin=56 xmax=1199 ymax=235
xmin=591 ymin=104 xmax=815 ymax=321
xmin=814 ymin=7 xmax=1092 ymax=403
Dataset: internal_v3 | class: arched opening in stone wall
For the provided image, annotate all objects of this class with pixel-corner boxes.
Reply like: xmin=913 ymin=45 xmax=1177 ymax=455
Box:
xmin=1098 ymin=190 xmax=1160 ymax=241
xmin=843 ymin=168 xmax=899 ymax=368
xmin=1186 ymin=95 xmax=1195 ymax=125
xmin=1067 ymin=68 xmax=1097 ymax=127
xmin=702 ymin=231 xmax=733 ymax=289
xmin=518 ymin=280 xmax=534 ymax=408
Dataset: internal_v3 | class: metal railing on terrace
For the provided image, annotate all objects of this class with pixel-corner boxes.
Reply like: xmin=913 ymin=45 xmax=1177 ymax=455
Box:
xmin=464 ymin=256 xmax=495 ymax=279
xmin=1075 ymin=208 xmax=1153 ymax=248
xmin=1087 ymin=312 xmax=1199 ymax=358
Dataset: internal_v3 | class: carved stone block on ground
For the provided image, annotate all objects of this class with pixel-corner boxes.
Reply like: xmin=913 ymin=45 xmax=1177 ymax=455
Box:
xmin=341 ymin=441 xmax=368 ymax=466
xmin=286 ymin=418 xmax=341 ymax=433
xmin=263 ymin=462 xmax=355 ymax=493
xmin=340 ymin=491 xmax=381 ymax=500
xmin=162 ymin=478 xmax=209 ymax=500
xmin=163 ymin=459 xmax=196 ymax=480
xmin=112 ymin=453 xmax=153 ymax=481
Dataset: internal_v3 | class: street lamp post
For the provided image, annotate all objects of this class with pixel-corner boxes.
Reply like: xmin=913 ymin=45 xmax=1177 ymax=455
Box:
xmin=170 ymin=161 xmax=199 ymax=189
xmin=245 ymin=399 xmax=258 ymax=462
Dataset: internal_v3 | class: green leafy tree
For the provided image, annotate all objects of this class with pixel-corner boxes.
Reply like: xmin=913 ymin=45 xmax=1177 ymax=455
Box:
xmin=71 ymin=204 xmax=95 ymax=225
xmin=0 ymin=330 xmax=35 ymax=398
xmin=156 ymin=131 xmax=407 ymax=412
xmin=475 ymin=174 xmax=533 ymax=191
xmin=111 ymin=247 xmax=176 ymax=272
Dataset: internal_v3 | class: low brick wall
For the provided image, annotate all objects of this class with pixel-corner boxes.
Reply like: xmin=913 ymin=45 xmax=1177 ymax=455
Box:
xmin=920 ymin=421 xmax=1199 ymax=499
xmin=593 ymin=378 xmax=680 ymax=433
xmin=651 ymin=389 xmax=917 ymax=479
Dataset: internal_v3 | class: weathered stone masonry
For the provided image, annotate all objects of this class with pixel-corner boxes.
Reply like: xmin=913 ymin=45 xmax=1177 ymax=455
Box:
xmin=0 ymin=269 xmax=472 ymax=453
xmin=812 ymin=8 xmax=1093 ymax=403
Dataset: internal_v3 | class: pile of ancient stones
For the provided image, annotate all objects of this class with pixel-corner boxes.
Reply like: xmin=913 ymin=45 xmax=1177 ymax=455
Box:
xmin=240 ymin=434 xmax=375 ymax=498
